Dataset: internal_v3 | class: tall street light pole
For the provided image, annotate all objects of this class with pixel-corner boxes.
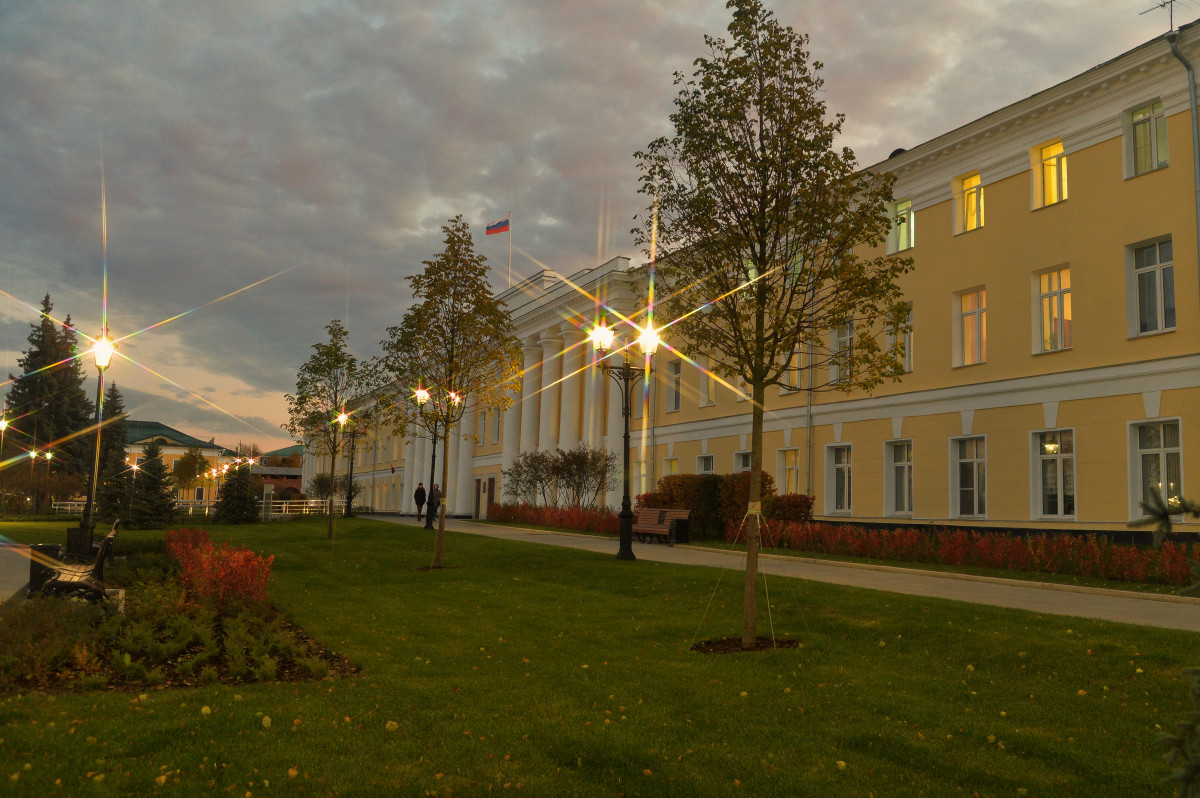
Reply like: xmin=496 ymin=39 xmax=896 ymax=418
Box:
xmin=81 ymin=329 xmax=114 ymax=552
xmin=414 ymin=387 xmax=440 ymax=530
xmin=588 ymin=317 xmax=661 ymax=561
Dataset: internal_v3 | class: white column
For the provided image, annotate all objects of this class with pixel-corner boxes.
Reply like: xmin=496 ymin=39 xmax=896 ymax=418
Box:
xmin=538 ymin=332 xmax=563 ymax=453
xmin=519 ymin=339 xmax=542 ymax=453
xmin=445 ymin=422 xmax=461 ymax=514
xmin=558 ymin=326 xmax=584 ymax=451
xmin=455 ymin=412 xmax=475 ymax=515
xmin=501 ymin=387 xmax=522 ymax=486
xmin=413 ymin=434 xmax=429 ymax=511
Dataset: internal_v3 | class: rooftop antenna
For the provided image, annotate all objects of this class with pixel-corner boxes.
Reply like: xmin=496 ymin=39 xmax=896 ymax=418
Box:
xmin=1141 ymin=0 xmax=1177 ymax=31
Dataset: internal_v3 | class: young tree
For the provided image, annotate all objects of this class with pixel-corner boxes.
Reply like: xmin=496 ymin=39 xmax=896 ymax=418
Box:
xmin=95 ymin=382 xmax=131 ymax=522
xmin=172 ymin=445 xmax=208 ymax=498
xmin=127 ymin=439 xmax=176 ymax=529
xmin=381 ymin=215 xmax=521 ymax=567
xmin=6 ymin=295 xmax=95 ymax=486
xmin=555 ymin=443 xmax=619 ymax=509
xmin=634 ymin=0 xmax=913 ymax=648
xmin=284 ymin=319 xmax=381 ymax=540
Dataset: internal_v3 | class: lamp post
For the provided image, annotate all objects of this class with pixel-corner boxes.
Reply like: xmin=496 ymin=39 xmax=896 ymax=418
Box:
xmin=414 ymin=387 xmax=440 ymax=530
xmin=81 ymin=330 xmax=115 ymax=550
xmin=588 ymin=317 xmax=661 ymax=561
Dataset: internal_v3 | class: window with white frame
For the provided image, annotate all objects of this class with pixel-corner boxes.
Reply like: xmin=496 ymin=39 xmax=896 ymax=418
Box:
xmin=827 ymin=445 xmax=852 ymax=513
xmin=1131 ymin=239 xmax=1175 ymax=335
xmin=1131 ymin=101 xmax=1169 ymax=175
xmin=1038 ymin=268 xmax=1072 ymax=352
xmin=735 ymin=452 xmax=752 ymax=473
xmin=701 ymin=356 xmax=717 ymax=406
xmin=886 ymin=440 xmax=913 ymax=516
xmin=697 ymin=454 xmax=715 ymax=474
xmin=830 ymin=322 xmax=853 ymax=384
xmin=663 ymin=457 xmax=679 ymax=476
xmin=782 ymin=449 xmax=801 ymax=495
xmin=492 ymin=411 xmax=501 ymax=444
xmin=886 ymin=305 xmax=913 ymax=374
xmin=956 ymin=173 xmax=984 ymax=233
xmin=635 ymin=459 xmax=648 ymax=494
xmin=195 ymin=486 xmax=205 ymax=502
xmin=477 ymin=411 xmax=487 ymax=441
xmin=666 ymin=359 xmax=682 ymax=413
xmin=1039 ymin=142 xmax=1068 ymax=206
xmin=735 ymin=375 xmax=748 ymax=402
xmin=1036 ymin=430 xmax=1075 ymax=517
xmin=1137 ymin=420 xmax=1181 ymax=510
xmin=781 ymin=346 xmax=802 ymax=391
xmin=956 ymin=289 xmax=986 ymax=366
xmin=887 ymin=199 xmax=915 ymax=253
xmin=953 ymin=437 xmax=986 ymax=517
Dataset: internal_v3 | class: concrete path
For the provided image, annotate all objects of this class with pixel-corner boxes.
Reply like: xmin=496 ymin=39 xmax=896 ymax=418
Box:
xmin=362 ymin=515 xmax=1200 ymax=633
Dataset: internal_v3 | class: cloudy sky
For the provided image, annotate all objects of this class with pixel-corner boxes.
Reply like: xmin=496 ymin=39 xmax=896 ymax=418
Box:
xmin=0 ymin=0 xmax=1181 ymax=452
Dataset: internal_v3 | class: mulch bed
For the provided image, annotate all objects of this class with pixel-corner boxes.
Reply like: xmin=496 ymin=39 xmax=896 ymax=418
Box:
xmin=691 ymin=636 xmax=800 ymax=654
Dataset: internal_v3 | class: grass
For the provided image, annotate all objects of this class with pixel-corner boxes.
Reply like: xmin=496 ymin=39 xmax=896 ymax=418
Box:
xmin=0 ymin=516 xmax=1197 ymax=796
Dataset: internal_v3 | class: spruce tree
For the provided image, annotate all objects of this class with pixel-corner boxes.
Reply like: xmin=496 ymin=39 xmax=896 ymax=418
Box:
xmin=127 ymin=439 xmax=176 ymax=529
xmin=95 ymin=383 xmax=132 ymax=522
xmin=6 ymin=295 xmax=95 ymax=480
xmin=215 ymin=463 xmax=258 ymax=524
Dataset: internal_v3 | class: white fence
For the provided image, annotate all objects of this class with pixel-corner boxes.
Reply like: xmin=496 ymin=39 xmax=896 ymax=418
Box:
xmin=51 ymin=498 xmax=354 ymax=519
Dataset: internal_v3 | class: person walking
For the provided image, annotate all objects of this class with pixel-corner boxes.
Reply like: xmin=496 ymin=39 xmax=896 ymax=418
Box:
xmin=414 ymin=483 xmax=426 ymax=522
xmin=426 ymin=483 xmax=442 ymax=529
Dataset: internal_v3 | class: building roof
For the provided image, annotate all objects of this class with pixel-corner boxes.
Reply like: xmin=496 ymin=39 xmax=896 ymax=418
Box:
xmin=125 ymin=420 xmax=228 ymax=452
xmin=261 ymin=443 xmax=303 ymax=459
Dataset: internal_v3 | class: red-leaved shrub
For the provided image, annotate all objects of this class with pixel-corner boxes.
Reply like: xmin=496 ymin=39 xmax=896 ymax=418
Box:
xmin=487 ymin=503 xmax=619 ymax=535
xmin=166 ymin=528 xmax=273 ymax=609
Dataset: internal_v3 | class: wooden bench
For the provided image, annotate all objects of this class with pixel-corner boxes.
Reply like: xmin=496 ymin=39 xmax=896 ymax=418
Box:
xmin=39 ymin=521 xmax=120 ymax=603
xmin=632 ymin=509 xmax=690 ymax=546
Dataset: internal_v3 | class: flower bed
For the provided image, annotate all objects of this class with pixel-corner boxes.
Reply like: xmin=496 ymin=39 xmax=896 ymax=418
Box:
xmin=728 ymin=520 xmax=1192 ymax=586
xmin=487 ymin=503 xmax=618 ymax=535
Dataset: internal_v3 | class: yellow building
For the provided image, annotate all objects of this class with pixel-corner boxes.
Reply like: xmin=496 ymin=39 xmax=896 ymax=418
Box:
xmin=319 ymin=23 xmax=1200 ymax=533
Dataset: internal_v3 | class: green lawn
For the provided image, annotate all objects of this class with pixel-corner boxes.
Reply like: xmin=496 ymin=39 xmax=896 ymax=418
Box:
xmin=1 ymin=517 xmax=1196 ymax=796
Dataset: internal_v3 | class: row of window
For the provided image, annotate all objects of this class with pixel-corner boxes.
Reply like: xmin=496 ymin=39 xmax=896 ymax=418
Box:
xmin=821 ymin=419 xmax=1178 ymax=520
xmin=887 ymin=101 xmax=1168 ymax=254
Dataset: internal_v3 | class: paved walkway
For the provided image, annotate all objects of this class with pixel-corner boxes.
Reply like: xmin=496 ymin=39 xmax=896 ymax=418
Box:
xmin=363 ymin=515 xmax=1200 ymax=633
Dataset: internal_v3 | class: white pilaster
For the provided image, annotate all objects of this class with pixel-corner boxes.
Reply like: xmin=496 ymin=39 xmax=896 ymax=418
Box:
xmin=558 ymin=326 xmax=585 ymax=451
xmin=519 ymin=339 xmax=542 ymax=453
xmin=454 ymin=413 xmax=475 ymax=515
xmin=538 ymin=332 xmax=563 ymax=453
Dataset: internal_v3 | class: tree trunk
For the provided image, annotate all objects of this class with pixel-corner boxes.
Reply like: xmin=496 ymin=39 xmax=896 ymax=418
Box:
xmin=434 ymin=419 xmax=452 ymax=567
xmin=742 ymin=378 xmax=765 ymax=648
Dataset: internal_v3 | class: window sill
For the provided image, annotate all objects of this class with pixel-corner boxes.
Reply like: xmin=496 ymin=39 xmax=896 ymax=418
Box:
xmin=1038 ymin=515 xmax=1077 ymax=522
xmin=1031 ymin=199 xmax=1067 ymax=212
xmin=886 ymin=512 xmax=913 ymax=519
xmin=952 ymin=361 xmax=986 ymax=369
xmin=1125 ymin=165 xmax=1169 ymax=180
xmin=1033 ymin=347 xmax=1071 ymax=356
xmin=953 ymin=227 xmax=984 ymax=237
xmin=1130 ymin=327 xmax=1175 ymax=340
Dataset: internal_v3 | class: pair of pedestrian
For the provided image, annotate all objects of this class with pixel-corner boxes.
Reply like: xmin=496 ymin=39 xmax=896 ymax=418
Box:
xmin=413 ymin=482 xmax=441 ymax=523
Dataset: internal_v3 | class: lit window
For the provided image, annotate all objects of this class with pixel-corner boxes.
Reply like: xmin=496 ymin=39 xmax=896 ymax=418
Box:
xmin=827 ymin=446 xmax=852 ymax=513
xmin=1137 ymin=421 xmax=1181 ymax=511
xmin=887 ymin=441 xmax=913 ymax=516
xmin=1131 ymin=102 xmax=1169 ymax=175
xmin=1036 ymin=430 xmax=1075 ymax=517
xmin=663 ymin=457 xmax=679 ymax=475
xmin=958 ymin=173 xmax=984 ymax=233
xmin=1038 ymin=269 xmax=1072 ymax=352
xmin=666 ymin=359 xmax=682 ymax=413
xmin=957 ymin=290 xmax=986 ymax=366
xmin=782 ymin=449 xmax=801 ymax=494
xmin=1132 ymin=239 xmax=1175 ymax=335
xmin=1041 ymin=142 xmax=1068 ymax=206
xmin=887 ymin=199 xmax=915 ymax=253
xmin=954 ymin=437 xmax=986 ymax=517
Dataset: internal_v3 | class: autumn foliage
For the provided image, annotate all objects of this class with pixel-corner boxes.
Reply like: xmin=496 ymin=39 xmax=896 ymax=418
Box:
xmin=166 ymin=528 xmax=274 ymax=608
xmin=733 ymin=521 xmax=1191 ymax=586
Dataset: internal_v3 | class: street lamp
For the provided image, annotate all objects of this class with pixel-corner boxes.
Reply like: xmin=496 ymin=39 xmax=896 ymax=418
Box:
xmin=414 ymin=387 xmax=440 ymax=530
xmin=80 ymin=329 xmax=114 ymax=553
xmin=589 ymin=316 xmax=661 ymax=561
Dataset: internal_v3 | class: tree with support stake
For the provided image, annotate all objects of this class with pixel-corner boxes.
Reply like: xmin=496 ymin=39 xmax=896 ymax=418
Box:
xmin=635 ymin=0 xmax=913 ymax=649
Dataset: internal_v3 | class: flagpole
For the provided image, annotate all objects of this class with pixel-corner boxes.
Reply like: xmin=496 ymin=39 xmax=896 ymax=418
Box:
xmin=507 ymin=210 xmax=512 ymax=290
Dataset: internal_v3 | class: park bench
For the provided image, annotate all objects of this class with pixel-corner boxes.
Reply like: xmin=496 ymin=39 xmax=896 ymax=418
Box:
xmin=37 ymin=521 xmax=120 ymax=603
xmin=632 ymin=508 xmax=690 ymax=546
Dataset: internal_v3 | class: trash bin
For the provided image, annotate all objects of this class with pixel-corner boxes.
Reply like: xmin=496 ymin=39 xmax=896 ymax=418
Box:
xmin=28 ymin=543 xmax=62 ymax=593
xmin=671 ymin=519 xmax=690 ymax=545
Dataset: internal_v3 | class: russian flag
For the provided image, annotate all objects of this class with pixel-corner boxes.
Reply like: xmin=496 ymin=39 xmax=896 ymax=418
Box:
xmin=486 ymin=215 xmax=510 ymax=236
